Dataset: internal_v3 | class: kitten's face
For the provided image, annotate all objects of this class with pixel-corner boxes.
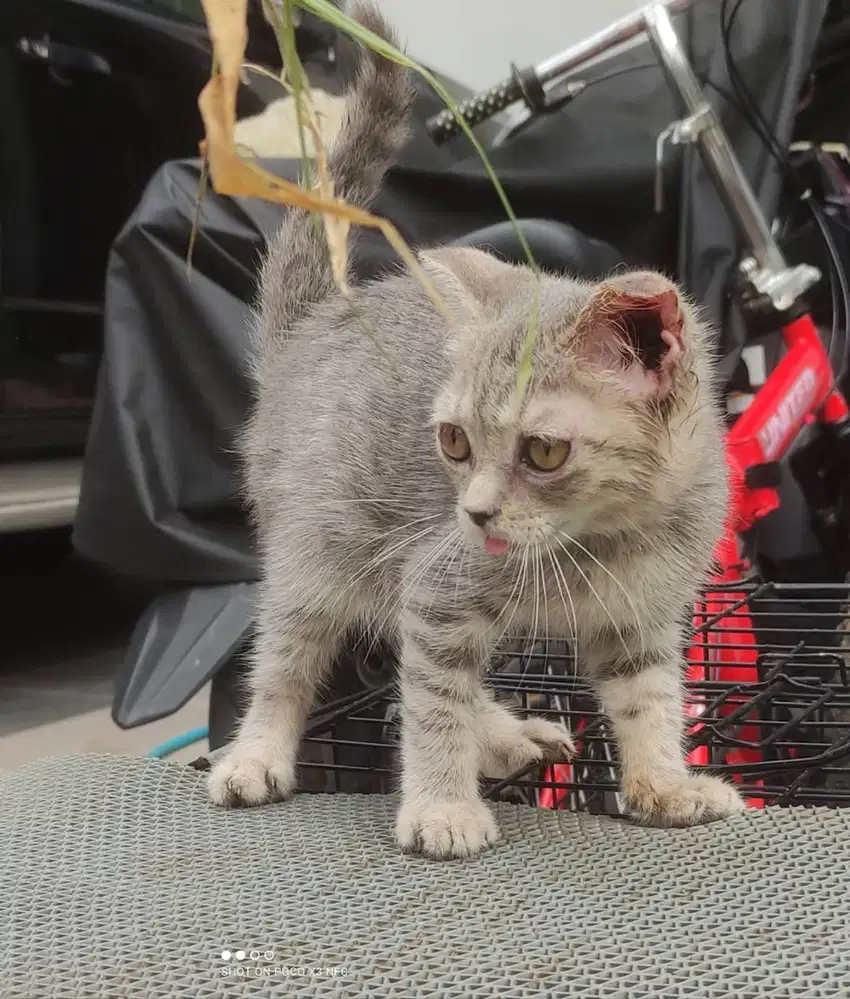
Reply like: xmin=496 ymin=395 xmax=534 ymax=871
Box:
xmin=434 ymin=380 xmax=662 ymax=556
xmin=423 ymin=253 xmax=703 ymax=559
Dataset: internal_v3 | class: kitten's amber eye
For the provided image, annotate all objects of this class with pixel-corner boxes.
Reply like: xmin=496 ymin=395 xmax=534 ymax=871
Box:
xmin=523 ymin=437 xmax=571 ymax=472
xmin=439 ymin=423 xmax=471 ymax=461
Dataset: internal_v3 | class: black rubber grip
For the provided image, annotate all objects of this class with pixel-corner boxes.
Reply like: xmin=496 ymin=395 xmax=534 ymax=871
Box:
xmin=426 ymin=74 xmax=525 ymax=145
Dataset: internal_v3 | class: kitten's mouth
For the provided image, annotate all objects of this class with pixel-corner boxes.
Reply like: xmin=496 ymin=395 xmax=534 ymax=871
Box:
xmin=484 ymin=536 xmax=510 ymax=557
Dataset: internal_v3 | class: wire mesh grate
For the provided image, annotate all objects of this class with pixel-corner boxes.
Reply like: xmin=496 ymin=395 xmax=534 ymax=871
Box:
xmin=294 ymin=579 xmax=850 ymax=812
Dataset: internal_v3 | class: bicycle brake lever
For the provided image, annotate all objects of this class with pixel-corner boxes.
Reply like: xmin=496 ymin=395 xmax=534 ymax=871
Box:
xmin=655 ymin=124 xmax=676 ymax=214
xmin=654 ymin=106 xmax=714 ymax=213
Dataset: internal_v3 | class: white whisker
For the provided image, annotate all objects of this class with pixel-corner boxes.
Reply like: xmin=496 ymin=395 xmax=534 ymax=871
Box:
xmin=545 ymin=541 xmax=579 ymax=676
xmin=553 ymin=536 xmax=631 ymax=661
xmin=452 ymin=542 xmax=468 ymax=608
xmin=492 ymin=544 xmax=528 ymax=646
xmin=308 ymin=497 xmax=427 ymax=508
xmin=621 ymin=517 xmax=654 ymax=550
xmin=415 ymin=529 xmax=464 ymax=620
xmin=558 ymin=529 xmax=646 ymax=656
xmin=362 ymin=527 xmax=461 ymax=658
xmin=335 ymin=513 xmax=442 ymax=566
xmin=537 ymin=544 xmax=551 ymax=691
xmin=344 ymin=522 xmax=439 ymax=592
xmin=518 ymin=547 xmax=542 ymax=689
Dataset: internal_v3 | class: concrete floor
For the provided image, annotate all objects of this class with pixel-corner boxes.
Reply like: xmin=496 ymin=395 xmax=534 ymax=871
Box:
xmin=0 ymin=537 xmax=209 ymax=773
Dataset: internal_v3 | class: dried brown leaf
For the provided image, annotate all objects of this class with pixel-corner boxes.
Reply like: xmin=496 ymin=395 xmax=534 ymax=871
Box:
xmin=198 ymin=0 xmax=454 ymax=328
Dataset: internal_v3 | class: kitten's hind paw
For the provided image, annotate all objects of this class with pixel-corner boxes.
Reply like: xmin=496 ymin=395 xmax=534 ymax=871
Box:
xmin=626 ymin=774 xmax=745 ymax=828
xmin=207 ymin=747 xmax=295 ymax=808
xmin=396 ymin=799 xmax=500 ymax=860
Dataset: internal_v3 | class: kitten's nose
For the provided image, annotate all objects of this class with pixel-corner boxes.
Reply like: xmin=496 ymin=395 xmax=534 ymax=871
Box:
xmin=466 ymin=508 xmax=498 ymax=528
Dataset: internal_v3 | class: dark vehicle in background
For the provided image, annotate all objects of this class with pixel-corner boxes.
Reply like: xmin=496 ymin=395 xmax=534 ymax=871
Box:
xmin=0 ymin=0 xmax=284 ymax=536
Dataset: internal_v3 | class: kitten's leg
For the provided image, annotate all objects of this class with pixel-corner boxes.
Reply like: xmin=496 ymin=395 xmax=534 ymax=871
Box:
xmin=208 ymin=607 xmax=342 ymax=807
xmin=589 ymin=638 xmax=744 ymax=826
xmin=395 ymin=615 xmax=499 ymax=859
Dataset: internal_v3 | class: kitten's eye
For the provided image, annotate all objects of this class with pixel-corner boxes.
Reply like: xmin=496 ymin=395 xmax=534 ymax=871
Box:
xmin=522 ymin=437 xmax=571 ymax=472
xmin=439 ymin=423 xmax=471 ymax=462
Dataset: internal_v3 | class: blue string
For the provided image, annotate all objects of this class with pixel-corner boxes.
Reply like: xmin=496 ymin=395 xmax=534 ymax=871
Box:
xmin=146 ymin=726 xmax=209 ymax=759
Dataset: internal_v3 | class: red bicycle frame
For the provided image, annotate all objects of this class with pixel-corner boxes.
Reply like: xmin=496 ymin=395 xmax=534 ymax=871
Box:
xmin=725 ymin=315 xmax=849 ymax=537
xmin=686 ymin=312 xmax=850 ymax=799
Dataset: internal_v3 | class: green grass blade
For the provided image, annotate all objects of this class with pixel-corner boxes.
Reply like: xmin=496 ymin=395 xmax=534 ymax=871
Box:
xmin=261 ymin=0 xmax=314 ymax=188
xmin=187 ymin=153 xmax=210 ymax=275
xmin=515 ymin=280 xmax=540 ymax=398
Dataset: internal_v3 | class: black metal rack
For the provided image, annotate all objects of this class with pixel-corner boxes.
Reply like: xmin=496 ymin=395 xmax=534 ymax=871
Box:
xmin=295 ymin=580 xmax=850 ymax=812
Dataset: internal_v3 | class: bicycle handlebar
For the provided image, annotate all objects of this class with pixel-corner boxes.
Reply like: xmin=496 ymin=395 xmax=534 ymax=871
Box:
xmin=426 ymin=72 xmax=527 ymax=145
xmin=425 ymin=0 xmax=699 ymax=146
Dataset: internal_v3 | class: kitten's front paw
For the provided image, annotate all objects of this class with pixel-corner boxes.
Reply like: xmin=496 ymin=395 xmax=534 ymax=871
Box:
xmin=516 ymin=716 xmax=576 ymax=764
xmin=395 ymin=799 xmax=499 ymax=859
xmin=208 ymin=746 xmax=295 ymax=808
xmin=626 ymin=774 xmax=745 ymax=828
xmin=482 ymin=715 xmax=575 ymax=778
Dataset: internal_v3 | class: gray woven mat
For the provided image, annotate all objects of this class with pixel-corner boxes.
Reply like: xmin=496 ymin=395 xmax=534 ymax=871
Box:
xmin=2 ymin=755 xmax=850 ymax=998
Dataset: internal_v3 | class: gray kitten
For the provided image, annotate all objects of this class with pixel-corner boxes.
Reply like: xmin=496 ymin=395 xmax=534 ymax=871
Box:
xmin=208 ymin=1 xmax=744 ymax=857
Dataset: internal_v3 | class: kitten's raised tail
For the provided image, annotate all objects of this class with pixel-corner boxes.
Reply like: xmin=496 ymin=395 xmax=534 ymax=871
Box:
xmin=254 ymin=2 xmax=415 ymax=352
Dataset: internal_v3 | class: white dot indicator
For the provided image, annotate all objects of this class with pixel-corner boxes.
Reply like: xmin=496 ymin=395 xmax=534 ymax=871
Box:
xmin=235 ymin=950 xmax=246 ymax=961
xmin=221 ymin=950 xmax=231 ymax=961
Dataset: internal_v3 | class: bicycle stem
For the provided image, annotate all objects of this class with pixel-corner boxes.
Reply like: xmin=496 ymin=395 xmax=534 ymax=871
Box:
xmin=641 ymin=3 xmax=788 ymax=278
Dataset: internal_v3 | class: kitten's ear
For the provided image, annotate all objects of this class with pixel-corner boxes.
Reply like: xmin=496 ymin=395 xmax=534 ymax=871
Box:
xmin=576 ymin=271 xmax=685 ymax=400
xmin=418 ymin=247 xmax=524 ymax=314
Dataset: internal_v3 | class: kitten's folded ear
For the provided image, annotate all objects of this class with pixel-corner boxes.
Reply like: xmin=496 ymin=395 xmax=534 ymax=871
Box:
xmin=418 ymin=247 xmax=526 ymax=315
xmin=575 ymin=271 xmax=685 ymax=400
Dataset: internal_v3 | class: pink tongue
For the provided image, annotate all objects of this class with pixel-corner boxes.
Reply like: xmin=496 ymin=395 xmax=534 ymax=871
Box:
xmin=484 ymin=536 xmax=510 ymax=557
